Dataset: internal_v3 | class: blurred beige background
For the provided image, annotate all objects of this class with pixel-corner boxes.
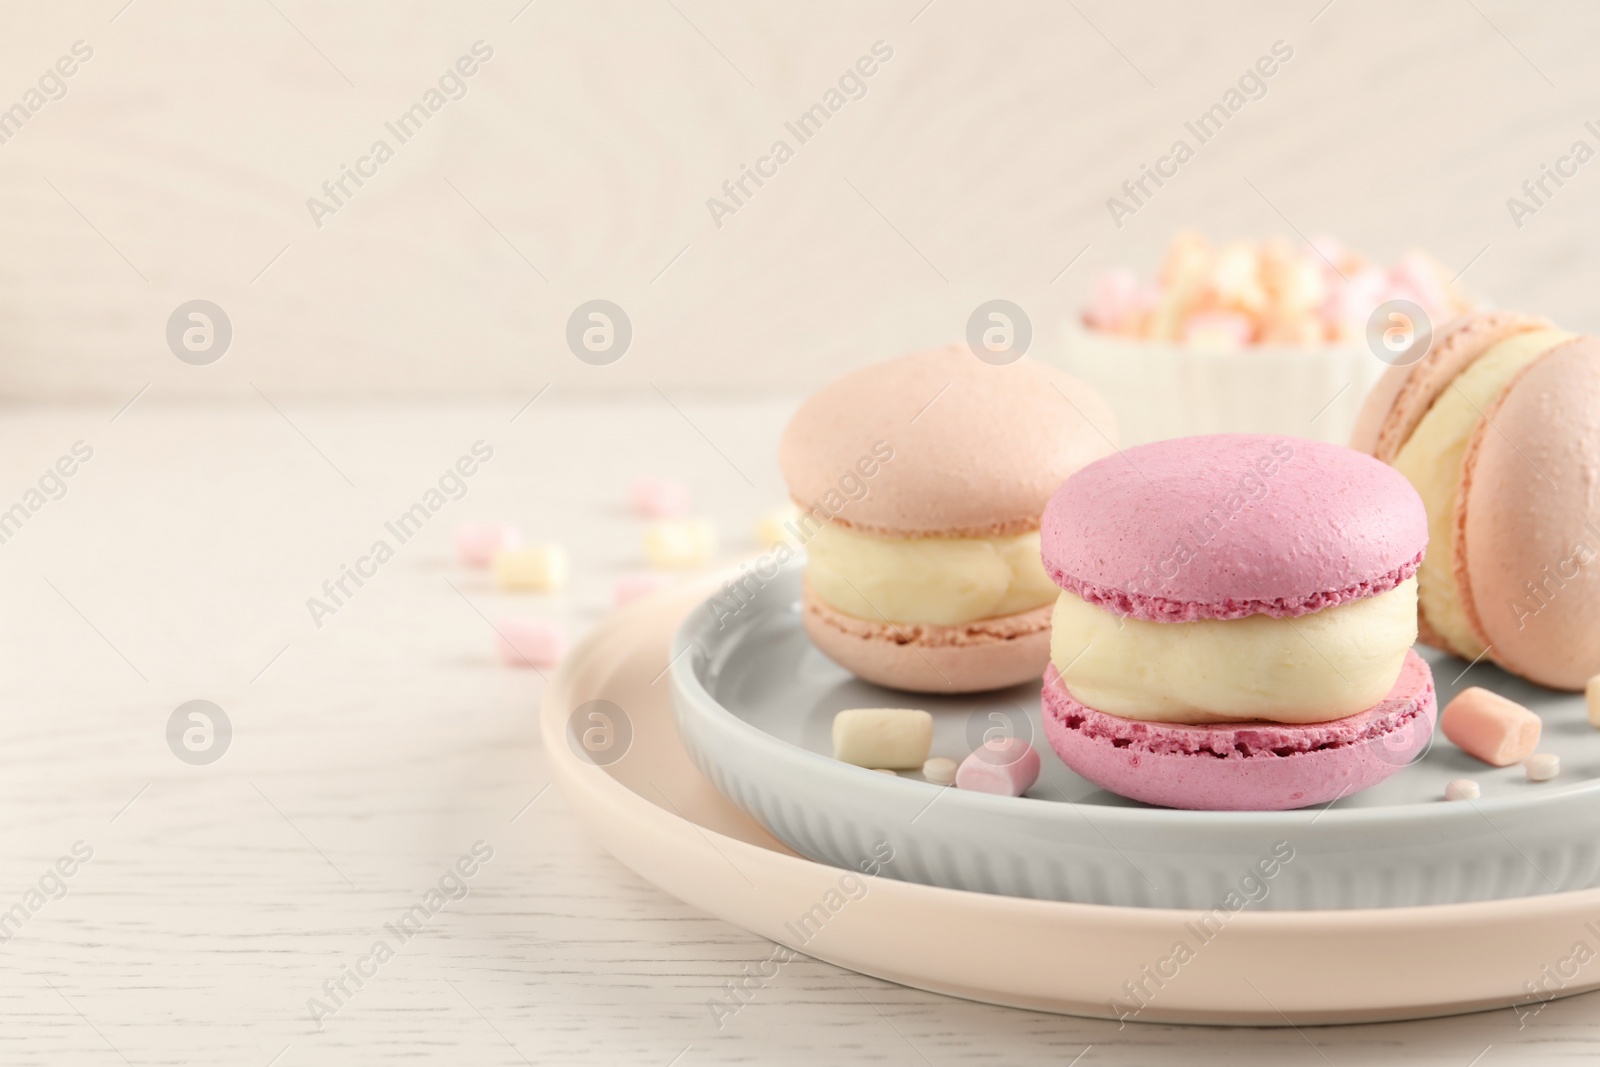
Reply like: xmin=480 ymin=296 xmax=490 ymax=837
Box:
xmin=0 ymin=0 xmax=1594 ymax=400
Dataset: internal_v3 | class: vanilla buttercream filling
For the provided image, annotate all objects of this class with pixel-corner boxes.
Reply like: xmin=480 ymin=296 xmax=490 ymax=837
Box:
xmin=1048 ymin=578 xmax=1418 ymax=724
xmin=806 ymin=523 xmax=1057 ymax=626
xmin=1391 ymin=329 xmax=1573 ymax=657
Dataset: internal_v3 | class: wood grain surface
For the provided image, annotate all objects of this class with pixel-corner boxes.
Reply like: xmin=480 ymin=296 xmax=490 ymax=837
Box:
xmin=0 ymin=396 xmax=1595 ymax=1064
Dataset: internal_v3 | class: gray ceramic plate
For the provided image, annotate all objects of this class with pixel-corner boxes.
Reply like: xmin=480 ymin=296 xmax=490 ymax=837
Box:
xmin=670 ymin=560 xmax=1600 ymax=910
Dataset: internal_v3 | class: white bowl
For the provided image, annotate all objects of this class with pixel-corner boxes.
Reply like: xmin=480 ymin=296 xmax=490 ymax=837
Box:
xmin=1051 ymin=325 xmax=1384 ymax=447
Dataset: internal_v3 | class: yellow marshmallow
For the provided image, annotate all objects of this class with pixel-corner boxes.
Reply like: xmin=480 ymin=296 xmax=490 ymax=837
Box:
xmin=645 ymin=518 xmax=717 ymax=569
xmin=493 ymin=545 xmax=568 ymax=591
xmin=755 ymin=504 xmax=801 ymax=550
xmin=832 ymin=708 xmax=932 ymax=769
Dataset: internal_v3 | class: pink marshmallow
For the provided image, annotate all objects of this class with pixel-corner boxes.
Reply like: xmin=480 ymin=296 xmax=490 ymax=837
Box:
xmin=630 ymin=477 xmax=691 ymax=519
xmin=1387 ymin=252 xmax=1450 ymax=319
xmin=495 ymin=617 xmax=567 ymax=668
xmin=455 ymin=523 xmax=522 ymax=568
xmin=1307 ymin=233 xmax=1345 ymax=268
xmin=955 ymin=738 xmax=1042 ymax=796
xmin=1441 ymin=687 xmax=1541 ymax=767
xmin=612 ymin=571 xmax=675 ymax=606
xmin=1181 ymin=311 xmax=1254 ymax=350
xmin=1083 ymin=268 xmax=1145 ymax=332
xmin=1322 ymin=265 xmax=1387 ymax=330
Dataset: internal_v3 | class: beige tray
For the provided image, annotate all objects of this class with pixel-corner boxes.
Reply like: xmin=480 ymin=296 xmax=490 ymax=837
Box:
xmin=541 ymin=575 xmax=1600 ymax=1025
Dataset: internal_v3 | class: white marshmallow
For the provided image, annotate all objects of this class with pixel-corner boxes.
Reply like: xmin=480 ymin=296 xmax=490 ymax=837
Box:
xmin=1525 ymin=753 xmax=1560 ymax=782
xmin=832 ymin=708 xmax=932 ymax=770
xmin=922 ymin=757 xmax=958 ymax=786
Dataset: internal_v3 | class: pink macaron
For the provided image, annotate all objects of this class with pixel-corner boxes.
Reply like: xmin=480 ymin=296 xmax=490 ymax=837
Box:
xmin=1039 ymin=434 xmax=1437 ymax=810
xmin=779 ymin=345 xmax=1117 ymax=693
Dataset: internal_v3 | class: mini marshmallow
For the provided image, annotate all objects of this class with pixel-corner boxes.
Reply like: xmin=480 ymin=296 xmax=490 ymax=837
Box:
xmin=922 ymin=757 xmax=957 ymax=787
xmin=1085 ymin=234 xmax=1469 ymax=346
xmin=755 ymin=504 xmax=801 ymax=550
xmin=1323 ymin=265 xmax=1387 ymax=332
xmin=1441 ymin=687 xmax=1541 ymax=767
xmin=954 ymin=738 xmax=1041 ymax=797
xmin=630 ymin=477 xmax=691 ymax=519
xmin=644 ymin=519 xmax=716 ymax=569
xmin=1209 ymin=244 xmax=1268 ymax=315
xmin=1388 ymin=251 xmax=1451 ymax=319
xmin=1181 ymin=311 xmax=1253 ymax=351
xmin=495 ymin=617 xmax=567 ymax=668
xmin=612 ymin=571 xmax=675 ymax=607
xmin=493 ymin=545 xmax=568 ymax=591
xmin=1586 ymin=674 xmax=1600 ymax=728
xmin=1159 ymin=230 xmax=1212 ymax=289
xmin=1525 ymin=753 xmax=1561 ymax=782
xmin=1083 ymin=267 xmax=1146 ymax=333
xmin=832 ymin=708 xmax=932 ymax=770
xmin=1444 ymin=779 xmax=1480 ymax=802
xmin=455 ymin=522 xmax=522 ymax=568
xmin=1258 ymin=314 xmax=1328 ymax=346
xmin=1267 ymin=256 xmax=1327 ymax=316
xmin=1307 ymin=233 xmax=1346 ymax=267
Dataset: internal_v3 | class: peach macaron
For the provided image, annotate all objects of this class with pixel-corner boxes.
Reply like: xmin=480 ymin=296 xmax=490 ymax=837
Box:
xmin=778 ymin=345 xmax=1117 ymax=693
xmin=1354 ymin=311 xmax=1600 ymax=689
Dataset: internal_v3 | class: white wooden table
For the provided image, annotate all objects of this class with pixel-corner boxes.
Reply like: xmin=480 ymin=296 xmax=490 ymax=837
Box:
xmin=3 ymin=394 xmax=1595 ymax=1065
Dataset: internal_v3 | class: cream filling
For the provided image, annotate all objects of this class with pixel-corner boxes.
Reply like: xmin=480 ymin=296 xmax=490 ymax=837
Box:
xmin=806 ymin=523 xmax=1057 ymax=626
xmin=1048 ymin=578 xmax=1418 ymax=724
xmin=1391 ymin=329 xmax=1573 ymax=657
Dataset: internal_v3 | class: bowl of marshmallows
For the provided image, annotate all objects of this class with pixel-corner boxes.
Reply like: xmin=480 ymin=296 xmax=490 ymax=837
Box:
xmin=1058 ymin=231 xmax=1473 ymax=446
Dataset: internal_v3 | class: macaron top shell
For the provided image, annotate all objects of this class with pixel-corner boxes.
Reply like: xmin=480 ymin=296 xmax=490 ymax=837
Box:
xmin=1041 ymin=434 xmax=1428 ymax=622
xmin=1457 ymin=337 xmax=1600 ymax=690
xmin=1352 ymin=310 xmax=1552 ymax=462
xmin=778 ymin=346 xmax=1117 ymax=538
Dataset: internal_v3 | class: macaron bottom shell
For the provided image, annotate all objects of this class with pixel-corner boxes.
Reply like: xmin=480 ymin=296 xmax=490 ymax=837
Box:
xmin=1040 ymin=650 xmax=1437 ymax=810
xmin=802 ymin=582 xmax=1052 ymax=694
